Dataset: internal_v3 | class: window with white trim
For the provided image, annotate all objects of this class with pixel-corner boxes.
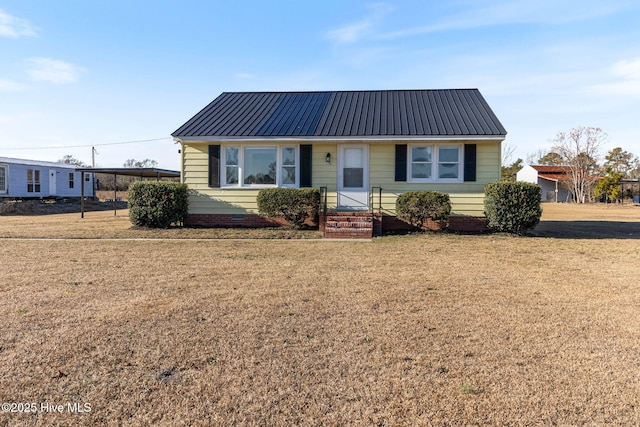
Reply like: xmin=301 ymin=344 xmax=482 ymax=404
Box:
xmin=69 ymin=173 xmax=75 ymax=189
xmin=27 ymin=169 xmax=41 ymax=193
xmin=222 ymin=145 xmax=299 ymax=188
xmin=0 ymin=164 xmax=7 ymax=194
xmin=281 ymin=147 xmax=298 ymax=186
xmin=408 ymin=144 xmax=463 ymax=182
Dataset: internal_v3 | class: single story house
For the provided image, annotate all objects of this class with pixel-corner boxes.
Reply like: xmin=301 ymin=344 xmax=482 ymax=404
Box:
xmin=517 ymin=165 xmax=572 ymax=202
xmin=0 ymin=156 xmax=94 ymax=199
xmin=172 ymin=89 xmax=507 ymax=235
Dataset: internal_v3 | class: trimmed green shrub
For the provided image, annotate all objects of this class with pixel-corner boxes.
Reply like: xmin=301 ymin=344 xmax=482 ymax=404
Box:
xmin=484 ymin=181 xmax=542 ymax=235
xmin=257 ymin=188 xmax=320 ymax=229
xmin=396 ymin=191 xmax=451 ymax=229
xmin=128 ymin=181 xmax=189 ymax=228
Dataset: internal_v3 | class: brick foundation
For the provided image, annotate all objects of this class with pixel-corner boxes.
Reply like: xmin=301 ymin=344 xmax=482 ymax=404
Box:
xmin=186 ymin=212 xmax=486 ymax=233
xmin=186 ymin=214 xmax=294 ymax=228
xmin=382 ymin=214 xmax=487 ymax=233
xmin=448 ymin=216 xmax=488 ymax=233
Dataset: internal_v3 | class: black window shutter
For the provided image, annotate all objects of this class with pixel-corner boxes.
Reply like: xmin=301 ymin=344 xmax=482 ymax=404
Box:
xmin=464 ymin=144 xmax=476 ymax=182
xmin=300 ymin=144 xmax=312 ymax=187
xmin=395 ymin=144 xmax=407 ymax=182
xmin=208 ymin=145 xmax=220 ymax=187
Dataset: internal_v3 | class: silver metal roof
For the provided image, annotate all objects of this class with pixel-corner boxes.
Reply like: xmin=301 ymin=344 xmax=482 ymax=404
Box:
xmin=0 ymin=156 xmax=81 ymax=169
xmin=77 ymin=168 xmax=180 ymax=178
xmin=172 ymin=89 xmax=507 ymax=138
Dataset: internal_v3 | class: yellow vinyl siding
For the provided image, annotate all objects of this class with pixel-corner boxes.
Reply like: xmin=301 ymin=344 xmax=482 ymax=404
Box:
xmin=183 ymin=143 xmax=261 ymax=214
xmin=369 ymin=142 xmax=500 ymax=216
xmin=182 ymin=140 xmax=501 ymax=217
xmin=183 ymin=142 xmax=341 ymax=214
xmin=312 ymin=144 xmax=337 ymax=209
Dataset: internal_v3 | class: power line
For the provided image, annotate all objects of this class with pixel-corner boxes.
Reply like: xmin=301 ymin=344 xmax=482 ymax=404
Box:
xmin=2 ymin=137 xmax=173 ymax=150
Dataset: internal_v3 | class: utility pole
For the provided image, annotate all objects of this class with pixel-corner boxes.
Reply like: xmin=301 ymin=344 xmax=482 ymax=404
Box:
xmin=91 ymin=146 xmax=98 ymax=199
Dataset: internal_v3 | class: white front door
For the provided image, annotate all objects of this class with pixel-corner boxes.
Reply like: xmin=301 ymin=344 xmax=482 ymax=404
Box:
xmin=337 ymin=145 xmax=369 ymax=210
xmin=48 ymin=170 xmax=56 ymax=196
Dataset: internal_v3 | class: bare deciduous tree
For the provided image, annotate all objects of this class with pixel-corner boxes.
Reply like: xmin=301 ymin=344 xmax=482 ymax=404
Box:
xmin=551 ymin=126 xmax=606 ymax=203
xmin=501 ymin=142 xmax=516 ymax=166
xmin=59 ymin=155 xmax=87 ymax=167
xmin=123 ymin=158 xmax=158 ymax=168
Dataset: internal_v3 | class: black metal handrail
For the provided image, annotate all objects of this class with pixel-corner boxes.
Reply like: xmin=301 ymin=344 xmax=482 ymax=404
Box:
xmin=319 ymin=186 xmax=328 ymax=215
xmin=370 ymin=186 xmax=382 ymax=213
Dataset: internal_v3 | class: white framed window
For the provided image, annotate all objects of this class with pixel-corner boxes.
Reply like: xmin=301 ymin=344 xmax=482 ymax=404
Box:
xmin=280 ymin=146 xmax=298 ymax=187
xmin=222 ymin=145 xmax=299 ymax=188
xmin=408 ymin=144 xmax=463 ymax=182
xmin=69 ymin=173 xmax=75 ymax=189
xmin=410 ymin=146 xmax=433 ymax=180
xmin=27 ymin=169 xmax=41 ymax=193
xmin=0 ymin=164 xmax=7 ymax=194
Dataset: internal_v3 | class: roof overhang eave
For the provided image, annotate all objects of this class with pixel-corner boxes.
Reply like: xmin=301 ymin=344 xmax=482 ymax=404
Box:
xmin=173 ymin=135 xmax=506 ymax=143
xmin=538 ymin=176 xmax=560 ymax=182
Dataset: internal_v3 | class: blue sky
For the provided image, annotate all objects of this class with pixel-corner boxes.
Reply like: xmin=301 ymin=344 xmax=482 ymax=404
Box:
xmin=1 ymin=0 xmax=639 ymax=169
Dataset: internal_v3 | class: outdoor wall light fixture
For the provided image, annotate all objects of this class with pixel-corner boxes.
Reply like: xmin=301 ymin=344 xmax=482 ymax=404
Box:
xmin=326 ymin=153 xmax=331 ymax=163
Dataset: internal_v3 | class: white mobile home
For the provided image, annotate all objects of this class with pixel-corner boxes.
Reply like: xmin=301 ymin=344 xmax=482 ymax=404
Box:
xmin=0 ymin=156 xmax=94 ymax=199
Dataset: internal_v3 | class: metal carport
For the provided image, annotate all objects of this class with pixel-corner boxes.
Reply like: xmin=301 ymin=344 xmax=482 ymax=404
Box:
xmin=77 ymin=168 xmax=180 ymax=218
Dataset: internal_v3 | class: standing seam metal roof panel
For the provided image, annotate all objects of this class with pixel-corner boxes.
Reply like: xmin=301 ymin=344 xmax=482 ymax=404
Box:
xmin=441 ymin=91 xmax=460 ymax=134
xmin=445 ymin=91 xmax=467 ymax=135
xmin=349 ymin=91 xmax=364 ymax=136
xmin=171 ymin=89 xmax=507 ymax=138
xmin=470 ymin=90 xmax=499 ymax=135
xmin=456 ymin=90 xmax=481 ymax=135
xmin=234 ymin=92 xmax=278 ymax=135
xmin=300 ymin=93 xmax=329 ymax=135
xmin=426 ymin=91 xmax=445 ymax=135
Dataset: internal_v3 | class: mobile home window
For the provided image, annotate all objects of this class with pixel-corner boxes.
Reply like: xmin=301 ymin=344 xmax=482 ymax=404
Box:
xmin=69 ymin=172 xmax=75 ymax=189
xmin=27 ymin=169 xmax=41 ymax=193
xmin=0 ymin=165 xmax=7 ymax=193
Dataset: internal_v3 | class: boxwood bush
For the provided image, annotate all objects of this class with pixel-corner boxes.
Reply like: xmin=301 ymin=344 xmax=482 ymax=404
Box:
xmin=484 ymin=181 xmax=542 ymax=235
xmin=396 ymin=191 xmax=451 ymax=229
xmin=257 ymin=188 xmax=320 ymax=229
xmin=128 ymin=181 xmax=189 ymax=228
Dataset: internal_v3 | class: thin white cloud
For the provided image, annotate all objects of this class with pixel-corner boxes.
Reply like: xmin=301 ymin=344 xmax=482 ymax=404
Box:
xmin=590 ymin=57 xmax=640 ymax=97
xmin=0 ymin=8 xmax=37 ymax=38
xmin=0 ymin=78 xmax=25 ymax=91
xmin=611 ymin=57 xmax=640 ymax=79
xmin=235 ymin=72 xmax=256 ymax=80
xmin=381 ymin=0 xmax=638 ymax=39
xmin=27 ymin=58 xmax=85 ymax=84
xmin=326 ymin=3 xmax=393 ymax=44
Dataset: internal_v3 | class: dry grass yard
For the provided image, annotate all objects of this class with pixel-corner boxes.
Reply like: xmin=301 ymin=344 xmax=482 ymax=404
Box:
xmin=1 ymin=203 xmax=639 ymax=425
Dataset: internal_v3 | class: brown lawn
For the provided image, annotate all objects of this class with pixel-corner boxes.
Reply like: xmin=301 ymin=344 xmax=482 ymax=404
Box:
xmin=1 ymin=203 xmax=640 ymax=425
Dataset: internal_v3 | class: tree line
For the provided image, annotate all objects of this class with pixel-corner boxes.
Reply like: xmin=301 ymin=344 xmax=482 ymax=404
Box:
xmin=501 ymin=126 xmax=640 ymax=203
